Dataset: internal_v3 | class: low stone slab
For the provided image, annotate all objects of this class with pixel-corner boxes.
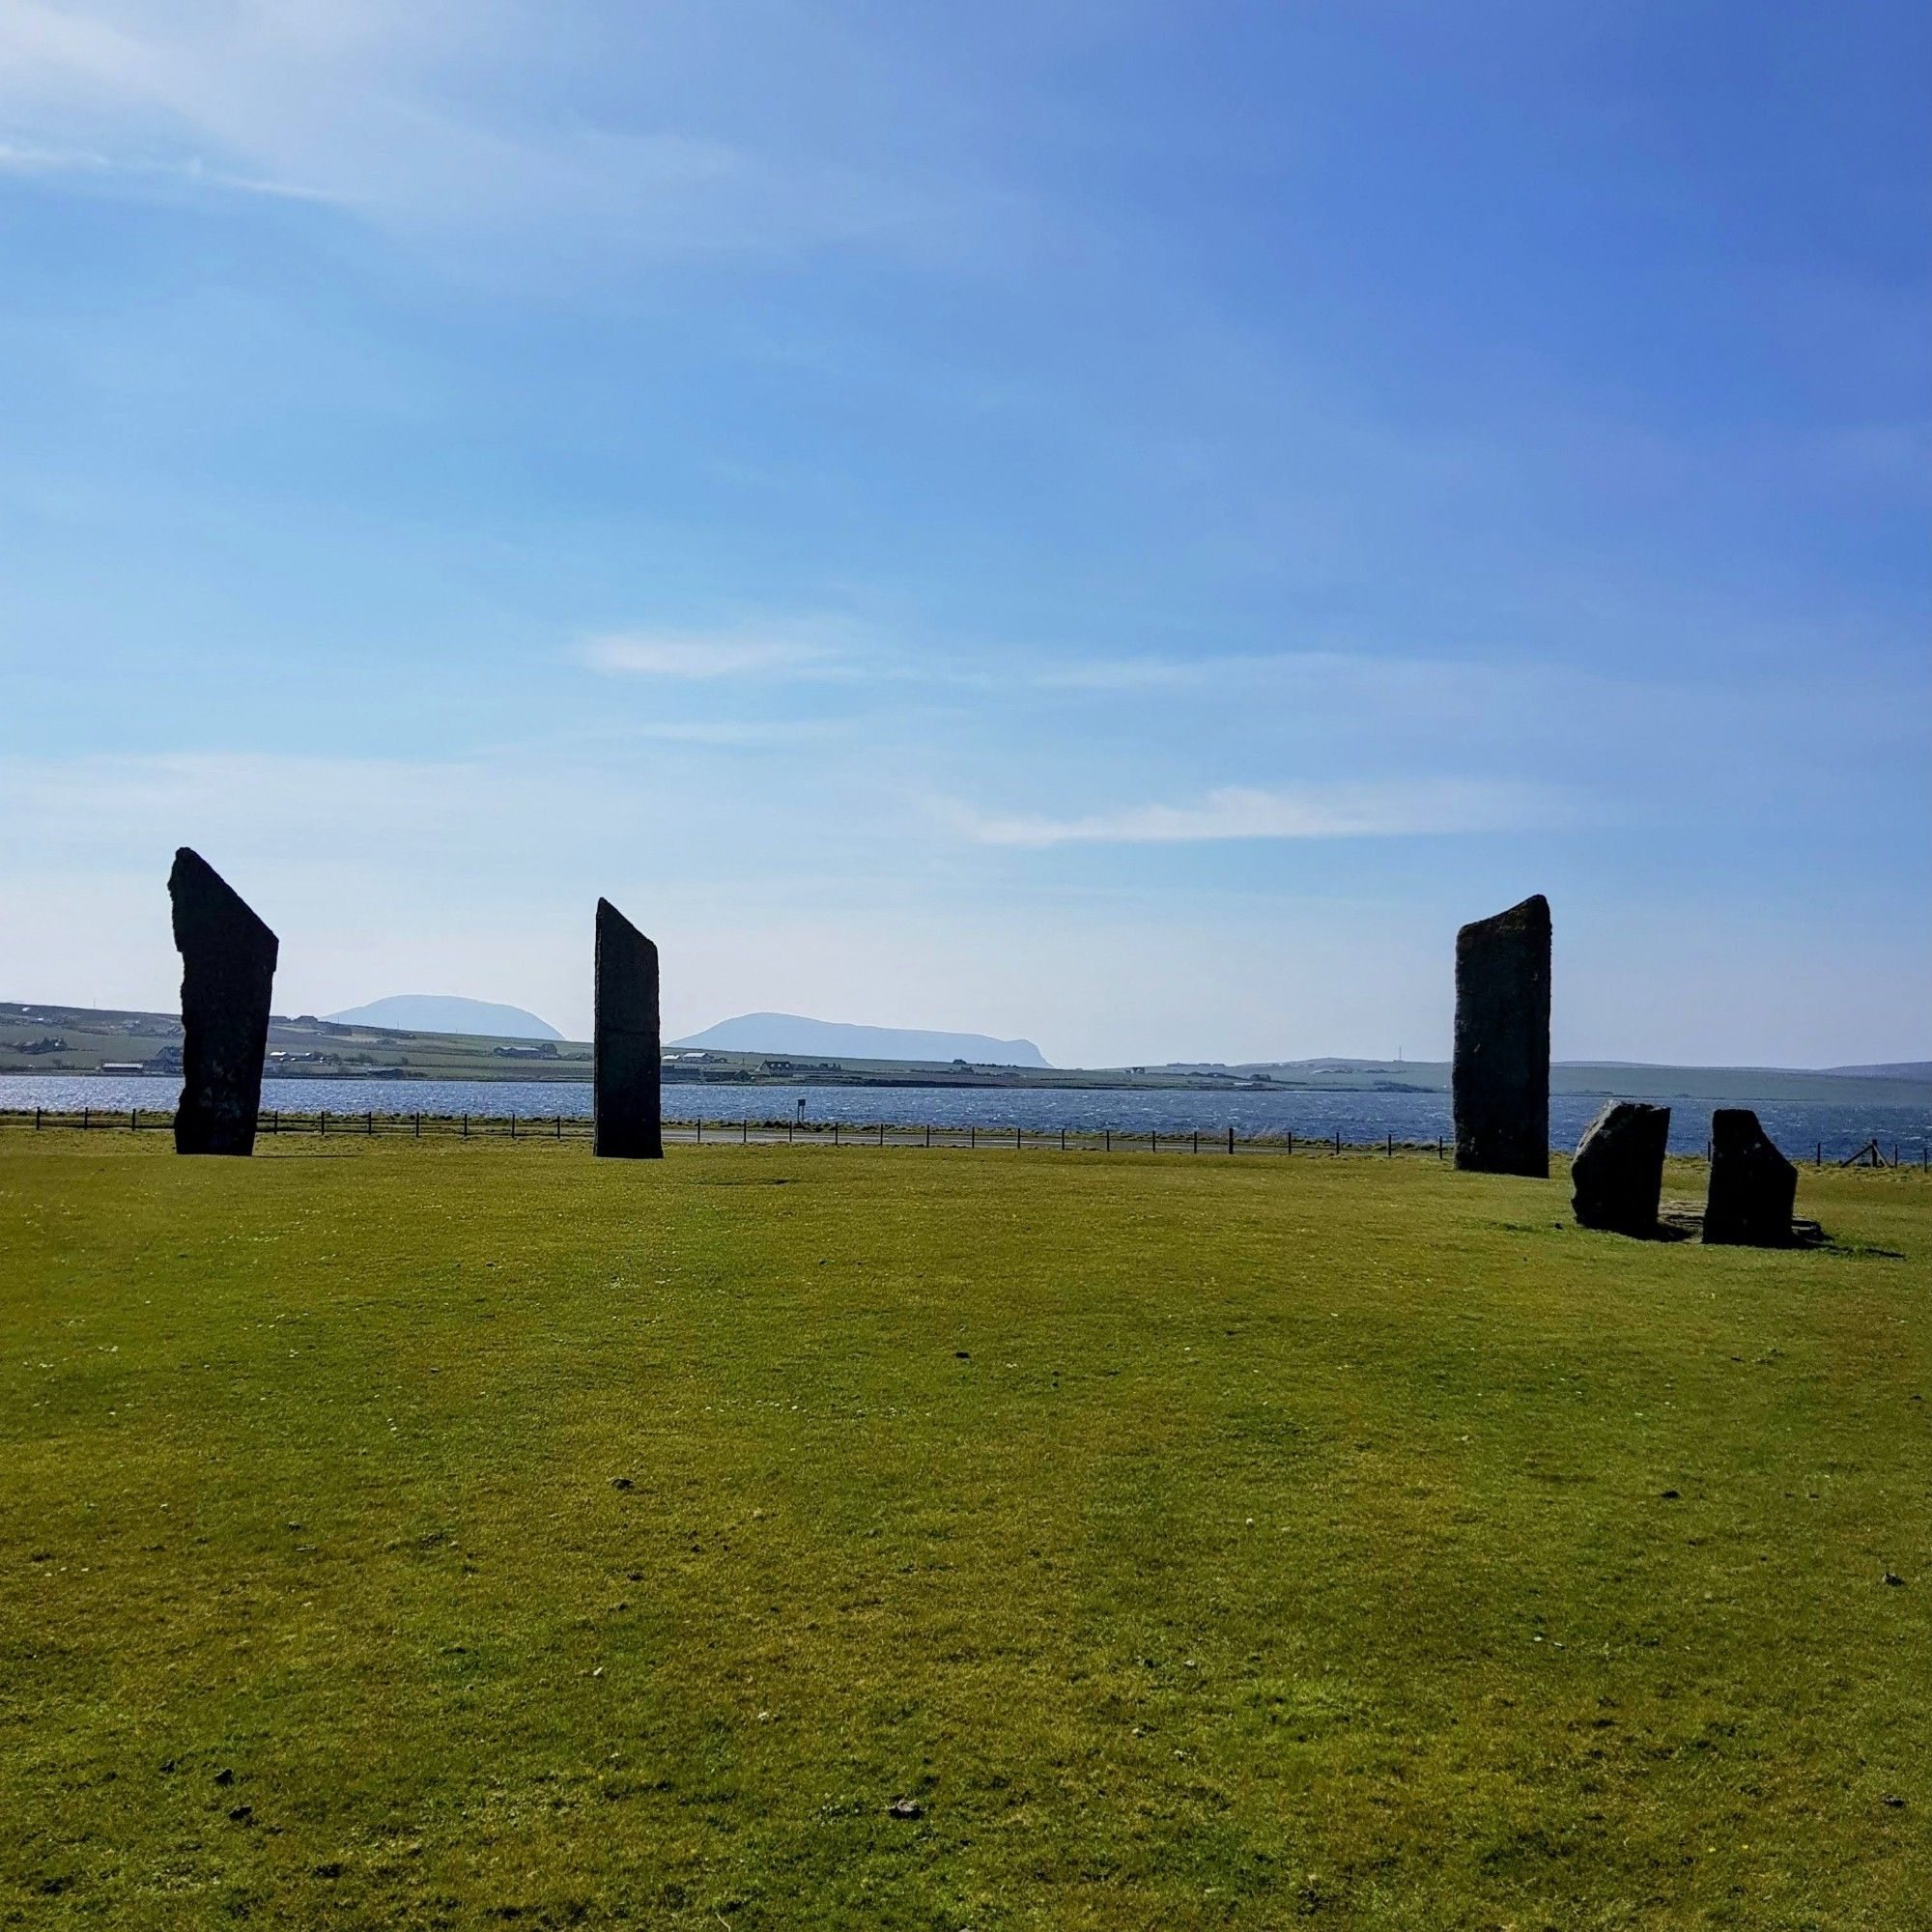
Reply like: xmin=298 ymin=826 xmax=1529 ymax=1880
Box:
xmin=1572 ymin=1100 xmax=1669 ymax=1236
xmin=594 ymin=897 xmax=662 ymax=1159
xmin=1660 ymin=1202 xmax=1822 ymax=1244
xmin=1453 ymin=893 xmax=1550 ymax=1177
xmin=170 ymin=847 xmax=278 ymax=1156
xmin=1702 ymin=1108 xmax=1798 ymax=1246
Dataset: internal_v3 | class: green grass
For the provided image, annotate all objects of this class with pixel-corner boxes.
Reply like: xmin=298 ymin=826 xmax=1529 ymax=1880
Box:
xmin=1 ymin=1135 xmax=1926 ymax=1929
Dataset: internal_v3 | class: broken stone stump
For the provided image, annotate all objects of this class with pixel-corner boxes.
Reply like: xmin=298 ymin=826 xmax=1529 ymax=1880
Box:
xmin=1453 ymin=893 xmax=1550 ymax=1177
xmin=594 ymin=898 xmax=661 ymax=1158
xmin=170 ymin=847 xmax=278 ymax=1156
xmin=1703 ymin=1109 xmax=1797 ymax=1246
xmin=1572 ymin=1100 xmax=1669 ymax=1236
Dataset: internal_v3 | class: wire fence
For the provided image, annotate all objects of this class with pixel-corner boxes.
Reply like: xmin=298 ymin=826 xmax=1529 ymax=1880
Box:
xmin=2 ymin=1105 xmax=1425 ymax=1157
xmin=4 ymin=1106 xmax=1927 ymax=1169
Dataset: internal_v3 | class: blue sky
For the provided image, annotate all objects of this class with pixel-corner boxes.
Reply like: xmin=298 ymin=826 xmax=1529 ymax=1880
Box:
xmin=1 ymin=1 xmax=1926 ymax=1065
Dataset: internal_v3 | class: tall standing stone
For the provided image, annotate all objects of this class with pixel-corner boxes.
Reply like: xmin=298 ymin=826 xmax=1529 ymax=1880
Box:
xmin=1571 ymin=1100 xmax=1669 ymax=1236
xmin=1702 ymin=1109 xmax=1796 ymax=1246
xmin=170 ymin=847 xmax=278 ymax=1156
xmin=594 ymin=898 xmax=662 ymax=1159
xmin=1453 ymin=893 xmax=1550 ymax=1178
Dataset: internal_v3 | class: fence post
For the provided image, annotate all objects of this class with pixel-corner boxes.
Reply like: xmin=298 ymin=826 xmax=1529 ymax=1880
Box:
xmin=320 ymin=1110 xmax=327 ymax=1137
xmin=1386 ymin=1131 xmax=1393 ymax=1157
xmin=1333 ymin=1130 xmax=1340 ymax=1156
xmin=970 ymin=1125 xmax=976 ymax=1149
xmin=1151 ymin=1131 xmax=1158 ymax=1154
xmin=696 ymin=1118 xmax=702 ymax=1144
xmin=415 ymin=1112 xmax=421 ymax=1138
xmin=1227 ymin=1125 xmax=1234 ymax=1155
xmin=1015 ymin=1124 xmax=1021 ymax=1151
xmin=130 ymin=1108 xmax=137 ymax=1131
xmin=272 ymin=1110 xmax=279 ymax=1135
xmin=745 ymin=1119 xmax=751 ymax=1145
xmin=879 ymin=1122 xmax=886 ymax=1148
xmin=833 ymin=1121 xmax=838 ymax=1146
xmin=35 ymin=1108 xmax=41 ymax=1130
xmin=1105 ymin=1128 xmax=1111 ymax=1152
xmin=1287 ymin=1130 xmax=1293 ymax=1156
xmin=462 ymin=1114 xmax=468 ymax=1139
xmin=1061 ymin=1127 xmax=1066 ymax=1152
xmin=1815 ymin=1142 xmax=1822 ymax=1167
xmin=367 ymin=1111 xmax=374 ymax=1137
xmin=926 ymin=1123 xmax=932 ymax=1149
xmin=82 ymin=1106 xmax=89 ymax=1131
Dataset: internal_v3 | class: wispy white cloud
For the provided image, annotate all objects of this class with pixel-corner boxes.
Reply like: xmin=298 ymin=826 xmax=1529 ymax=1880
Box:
xmin=944 ymin=779 xmax=1566 ymax=847
xmin=578 ymin=629 xmax=852 ymax=680
xmin=0 ymin=1 xmax=976 ymax=262
xmin=1025 ymin=655 xmax=1224 ymax=692
xmin=1024 ymin=648 xmax=1532 ymax=708
xmin=0 ymin=137 xmax=335 ymax=201
xmin=608 ymin=718 xmax=838 ymax=745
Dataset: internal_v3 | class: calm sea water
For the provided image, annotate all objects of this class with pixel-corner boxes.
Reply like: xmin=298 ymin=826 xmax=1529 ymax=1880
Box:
xmin=2 ymin=1074 xmax=1925 ymax=1163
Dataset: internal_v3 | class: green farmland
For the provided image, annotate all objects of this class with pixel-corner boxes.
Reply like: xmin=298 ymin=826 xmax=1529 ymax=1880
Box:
xmin=1 ymin=1135 xmax=1926 ymax=1928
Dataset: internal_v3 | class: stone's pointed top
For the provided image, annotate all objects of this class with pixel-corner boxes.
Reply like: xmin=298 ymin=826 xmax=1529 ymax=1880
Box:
xmin=595 ymin=896 xmax=655 ymax=953
xmin=1460 ymin=893 xmax=1549 ymax=939
xmin=168 ymin=847 xmax=277 ymax=953
xmin=170 ymin=845 xmax=222 ymax=898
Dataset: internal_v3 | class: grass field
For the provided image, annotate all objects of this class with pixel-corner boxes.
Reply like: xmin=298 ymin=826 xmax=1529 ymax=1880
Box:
xmin=1 ymin=1135 xmax=1926 ymax=1929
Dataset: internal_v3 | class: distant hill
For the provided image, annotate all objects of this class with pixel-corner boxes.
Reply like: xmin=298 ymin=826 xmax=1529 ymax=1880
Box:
xmin=1826 ymin=1062 xmax=1932 ymax=1081
xmin=670 ymin=1011 xmax=1050 ymax=1068
xmin=324 ymin=995 xmax=562 ymax=1040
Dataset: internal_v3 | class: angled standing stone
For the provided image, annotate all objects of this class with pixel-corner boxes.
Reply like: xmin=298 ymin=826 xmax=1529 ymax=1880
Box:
xmin=594 ymin=898 xmax=661 ymax=1159
xmin=1453 ymin=894 xmax=1550 ymax=1178
xmin=170 ymin=847 xmax=278 ymax=1156
xmin=1702 ymin=1109 xmax=1796 ymax=1246
xmin=1571 ymin=1100 xmax=1669 ymax=1236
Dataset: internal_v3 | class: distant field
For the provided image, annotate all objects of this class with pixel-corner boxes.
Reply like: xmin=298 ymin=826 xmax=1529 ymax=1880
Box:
xmin=0 ymin=999 xmax=596 ymax=1087
xmin=2 ymin=1136 xmax=1925 ymax=1927
xmin=6 ymin=999 xmax=1931 ymax=1106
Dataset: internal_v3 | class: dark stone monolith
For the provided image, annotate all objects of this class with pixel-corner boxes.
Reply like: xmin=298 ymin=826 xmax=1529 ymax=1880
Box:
xmin=170 ymin=847 xmax=278 ymax=1156
xmin=1572 ymin=1100 xmax=1669 ymax=1236
xmin=1702 ymin=1109 xmax=1796 ymax=1246
xmin=594 ymin=898 xmax=661 ymax=1158
xmin=1452 ymin=894 xmax=1550 ymax=1177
